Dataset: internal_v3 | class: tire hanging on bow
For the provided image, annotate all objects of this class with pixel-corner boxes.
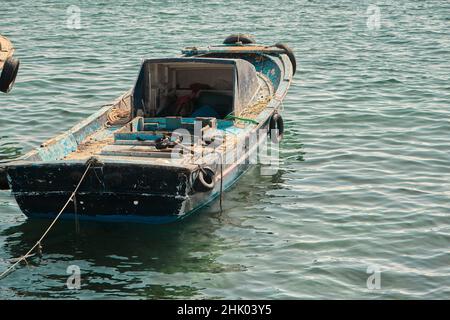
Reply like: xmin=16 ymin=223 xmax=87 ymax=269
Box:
xmin=275 ymin=43 xmax=296 ymax=75
xmin=269 ymin=112 xmax=284 ymax=143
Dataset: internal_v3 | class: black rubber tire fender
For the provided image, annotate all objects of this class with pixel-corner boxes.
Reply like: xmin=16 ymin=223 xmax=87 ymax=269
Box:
xmin=269 ymin=113 xmax=284 ymax=143
xmin=0 ymin=57 xmax=20 ymax=93
xmin=275 ymin=43 xmax=296 ymax=75
xmin=223 ymin=34 xmax=256 ymax=45
xmin=194 ymin=167 xmax=216 ymax=192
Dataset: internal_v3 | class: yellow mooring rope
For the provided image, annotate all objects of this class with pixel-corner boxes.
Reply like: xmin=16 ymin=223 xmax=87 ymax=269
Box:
xmin=0 ymin=160 xmax=93 ymax=280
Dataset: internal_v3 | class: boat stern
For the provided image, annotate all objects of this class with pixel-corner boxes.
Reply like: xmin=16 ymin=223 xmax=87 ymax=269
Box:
xmin=5 ymin=160 xmax=196 ymax=224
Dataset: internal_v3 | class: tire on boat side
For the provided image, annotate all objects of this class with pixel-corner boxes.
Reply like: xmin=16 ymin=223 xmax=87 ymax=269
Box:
xmin=194 ymin=167 xmax=216 ymax=192
xmin=223 ymin=34 xmax=256 ymax=45
xmin=269 ymin=113 xmax=284 ymax=143
xmin=275 ymin=43 xmax=296 ymax=75
xmin=0 ymin=57 xmax=20 ymax=93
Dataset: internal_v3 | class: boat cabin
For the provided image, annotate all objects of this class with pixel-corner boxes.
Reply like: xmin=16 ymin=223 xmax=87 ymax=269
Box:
xmin=132 ymin=58 xmax=260 ymax=120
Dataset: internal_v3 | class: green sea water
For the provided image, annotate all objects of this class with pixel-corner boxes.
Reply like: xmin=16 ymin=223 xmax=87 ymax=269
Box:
xmin=0 ymin=0 xmax=449 ymax=299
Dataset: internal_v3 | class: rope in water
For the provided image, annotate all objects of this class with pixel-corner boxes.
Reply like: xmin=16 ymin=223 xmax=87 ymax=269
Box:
xmin=0 ymin=161 xmax=93 ymax=281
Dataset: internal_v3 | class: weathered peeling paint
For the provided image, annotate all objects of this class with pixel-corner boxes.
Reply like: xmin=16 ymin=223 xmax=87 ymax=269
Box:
xmin=4 ymin=43 xmax=293 ymax=223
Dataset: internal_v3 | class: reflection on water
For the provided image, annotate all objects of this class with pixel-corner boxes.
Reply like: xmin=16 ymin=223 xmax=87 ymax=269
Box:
xmin=1 ymin=213 xmax=227 ymax=298
xmin=0 ymin=166 xmax=278 ymax=299
xmin=0 ymin=136 xmax=23 ymax=162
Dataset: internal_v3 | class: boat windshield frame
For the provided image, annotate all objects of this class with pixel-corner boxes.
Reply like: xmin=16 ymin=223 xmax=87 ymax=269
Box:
xmin=131 ymin=57 xmax=259 ymax=118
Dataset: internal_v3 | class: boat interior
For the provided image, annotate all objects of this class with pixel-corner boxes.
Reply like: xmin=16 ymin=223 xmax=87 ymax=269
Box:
xmin=63 ymin=58 xmax=273 ymax=162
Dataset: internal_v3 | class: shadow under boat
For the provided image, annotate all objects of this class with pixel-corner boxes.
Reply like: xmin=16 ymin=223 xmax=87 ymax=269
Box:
xmin=0 ymin=213 xmax=234 ymax=298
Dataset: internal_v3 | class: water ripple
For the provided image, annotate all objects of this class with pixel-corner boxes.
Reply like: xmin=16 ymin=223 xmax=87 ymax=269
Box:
xmin=0 ymin=0 xmax=449 ymax=299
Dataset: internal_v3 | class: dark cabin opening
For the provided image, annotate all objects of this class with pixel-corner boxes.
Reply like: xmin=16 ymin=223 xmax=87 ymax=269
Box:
xmin=133 ymin=58 xmax=260 ymax=120
xmin=138 ymin=61 xmax=235 ymax=119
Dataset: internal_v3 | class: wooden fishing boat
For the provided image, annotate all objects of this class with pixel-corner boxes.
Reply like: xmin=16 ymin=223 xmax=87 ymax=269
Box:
xmin=0 ymin=34 xmax=20 ymax=93
xmin=0 ymin=34 xmax=295 ymax=224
